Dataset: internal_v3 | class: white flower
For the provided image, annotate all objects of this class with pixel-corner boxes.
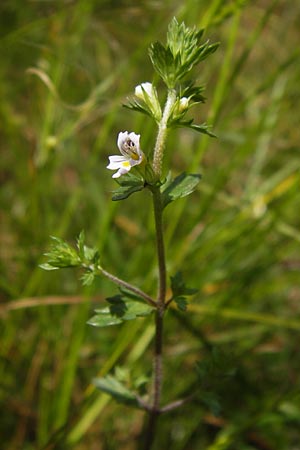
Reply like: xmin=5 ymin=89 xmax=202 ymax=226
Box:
xmin=134 ymin=82 xmax=162 ymax=121
xmin=135 ymin=82 xmax=154 ymax=99
xmin=107 ymin=131 xmax=145 ymax=179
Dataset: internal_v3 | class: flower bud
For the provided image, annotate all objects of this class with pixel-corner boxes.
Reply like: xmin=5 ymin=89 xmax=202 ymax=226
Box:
xmin=178 ymin=97 xmax=189 ymax=112
xmin=135 ymin=82 xmax=153 ymax=99
xmin=134 ymin=82 xmax=162 ymax=122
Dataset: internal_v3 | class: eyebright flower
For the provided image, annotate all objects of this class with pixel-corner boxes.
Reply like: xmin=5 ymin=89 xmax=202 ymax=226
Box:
xmin=107 ymin=131 xmax=145 ymax=179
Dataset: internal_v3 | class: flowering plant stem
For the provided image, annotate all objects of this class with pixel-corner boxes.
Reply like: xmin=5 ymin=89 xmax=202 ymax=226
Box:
xmin=152 ymin=89 xmax=176 ymax=177
xmin=40 ymin=18 xmax=220 ymax=450
xmin=142 ymin=185 xmax=166 ymax=450
xmin=142 ymin=90 xmax=177 ymax=449
xmin=142 ymin=86 xmax=177 ymax=448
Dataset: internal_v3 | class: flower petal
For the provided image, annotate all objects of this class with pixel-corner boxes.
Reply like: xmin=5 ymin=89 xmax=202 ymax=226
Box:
xmin=107 ymin=156 xmax=128 ymax=170
xmin=127 ymin=132 xmax=140 ymax=148
xmin=117 ymin=131 xmax=141 ymax=159
xmin=130 ymin=157 xmax=143 ymax=167
xmin=112 ymin=165 xmax=131 ymax=178
xmin=117 ymin=132 xmax=129 ymax=151
xmin=108 ymin=155 xmax=127 ymax=162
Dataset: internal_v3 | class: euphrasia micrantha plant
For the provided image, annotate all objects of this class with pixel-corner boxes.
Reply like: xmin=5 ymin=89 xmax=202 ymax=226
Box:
xmin=41 ymin=18 xmax=219 ymax=450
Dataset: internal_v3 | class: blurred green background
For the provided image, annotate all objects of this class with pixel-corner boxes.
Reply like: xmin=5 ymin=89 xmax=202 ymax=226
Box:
xmin=1 ymin=1 xmax=300 ymax=449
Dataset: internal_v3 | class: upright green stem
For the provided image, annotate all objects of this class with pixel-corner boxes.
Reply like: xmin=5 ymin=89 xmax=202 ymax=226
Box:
xmin=152 ymin=188 xmax=167 ymax=305
xmin=142 ymin=89 xmax=176 ymax=450
xmin=152 ymin=187 xmax=166 ymax=408
xmin=143 ymin=187 xmax=166 ymax=450
xmin=152 ymin=89 xmax=177 ymax=178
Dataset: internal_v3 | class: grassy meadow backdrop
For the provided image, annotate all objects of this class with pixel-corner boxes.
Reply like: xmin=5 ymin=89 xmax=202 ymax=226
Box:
xmin=1 ymin=1 xmax=300 ymax=449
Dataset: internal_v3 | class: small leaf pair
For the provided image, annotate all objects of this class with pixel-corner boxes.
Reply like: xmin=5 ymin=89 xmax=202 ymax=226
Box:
xmin=170 ymin=271 xmax=198 ymax=311
xmin=88 ymin=291 xmax=154 ymax=328
xmin=111 ymin=173 xmax=145 ymax=201
xmin=93 ymin=375 xmax=140 ymax=408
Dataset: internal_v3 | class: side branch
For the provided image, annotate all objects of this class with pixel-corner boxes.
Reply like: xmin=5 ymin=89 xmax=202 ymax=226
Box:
xmin=98 ymin=267 xmax=157 ymax=307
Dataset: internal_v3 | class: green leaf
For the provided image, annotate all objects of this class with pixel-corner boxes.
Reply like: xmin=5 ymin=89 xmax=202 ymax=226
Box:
xmin=87 ymin=308 xmax=123 ymax=328
xmin=170 ymin=272 xmax=198 ymax=297
xmin=93 ymin=375 xmax=140 ymax=408
xmin=185 ymin=121 xmax=217 ymax=137
xmin=170 ymin=272 xmax=197 ymax=311
xmin=106 ymin=295 xmax=153 ymax=320
xmin=88 ymin=295 xmax=154 ymax=328
xmin=112 ymin=184 xmax=144 ymax=201
xmin=194 ymin=42 xmax=220 ymax=64
xmin=111 ymin=173 xmax=145 ymax=201
xmin=83 ymin=245 xmax=99 ymax=262
xmin=180 ymin=81 xmax=206 ymax=104
xmin=76 ymin=230 xmax=100 ymax=265
xmin=174 ymin=296 xmax=188 ymax=312
xmin=76 ymin=230 xmax=85 ymax=259
xmin=161 ymin=172 xmax=201 ymax=208
xmin=167 ymin=19 xmax=206 ymax=78
xmin=170 ymin=118 xmax=216 ymax=137
xmin=123 ymin=99 xmax=152 ymax=119
xmin=80 ymin=270 xmax=95 ymax=286
xmin=87 ymin=313 xmax=123 ymax=327
xmin=148 ymin=41 xmax=175 ymax=88
xmin=39 ymin=263 xmax=59 ymax=271
xmin=106 ymin=295 xmax=128 ymax=317
xmin=167 ymin=18 xmax=203 ymax=60
xmin=41 ymin=236 xmax=81 ymax=269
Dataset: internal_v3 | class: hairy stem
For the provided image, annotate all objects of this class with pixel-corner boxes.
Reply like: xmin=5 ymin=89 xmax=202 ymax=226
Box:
xmin=152 ymin=89 xmax=176 ymax=177
xmin=143 ymin=187 xmax=166 ymax=450
xmin=152 ymin=187 xmax=167 ymax=305
xmin=142 ymin=89 xmax=176 ymax=450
